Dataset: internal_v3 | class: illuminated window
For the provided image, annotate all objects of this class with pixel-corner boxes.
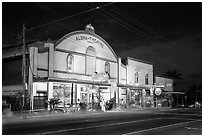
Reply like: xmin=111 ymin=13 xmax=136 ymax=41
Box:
xmin=105 ymin=61 xmax=110 ymax=74
xmin=134 ymin=71 xmax=139 ymax=84
xmin=67 ymin=54 xmax=74 ymax=72
xmin=145 ymin=74 xmax=148 ymax=85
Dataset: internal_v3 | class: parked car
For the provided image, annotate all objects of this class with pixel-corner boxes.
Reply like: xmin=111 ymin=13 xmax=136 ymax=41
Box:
xmin=188 ymin=102 xmax=201 ymax=108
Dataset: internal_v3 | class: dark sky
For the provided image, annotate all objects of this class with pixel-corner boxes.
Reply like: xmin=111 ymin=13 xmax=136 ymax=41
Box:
xmin=2 ymin=2 xmax=202 ymax=90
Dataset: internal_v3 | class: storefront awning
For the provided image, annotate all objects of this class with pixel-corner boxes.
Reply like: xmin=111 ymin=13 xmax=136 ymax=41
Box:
xmin=48 ymin=77 xmax=111 ymax=86
xmin=117 ymin=83 xmax=152 ymax=90
xmin=2 ymin=85 xmax=24 ymax=96
xmin=165 ymin=91 xmax=185 ymax=95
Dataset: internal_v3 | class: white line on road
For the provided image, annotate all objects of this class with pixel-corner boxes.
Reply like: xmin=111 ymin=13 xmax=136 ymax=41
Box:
xmin=123 ymin=119 xmax=202 ymax=135
xmin=38 ymin=117 xmax=164 ymax=135
xmin=154 ymin=112 xmax=202 ymax=117
xmin=185 ymin=127 xmax=202 ymax=130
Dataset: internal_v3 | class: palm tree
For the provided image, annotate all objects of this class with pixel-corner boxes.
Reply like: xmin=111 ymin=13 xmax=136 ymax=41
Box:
xmin=162 ymin=69 xmax=183 ymax=80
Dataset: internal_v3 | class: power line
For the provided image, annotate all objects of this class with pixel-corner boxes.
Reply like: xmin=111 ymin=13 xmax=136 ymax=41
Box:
xmin=87 ymin=3 xmax=169 ymax=50
xmin=152 ymin=56 xmax=195 ymax=73
xmin=84 ymin=3 xmax=198 ymax=73
xmin=27 ymin=3 xmax=114 ymax=32
xmin=111 ymin=5 xmax=197 ymax=57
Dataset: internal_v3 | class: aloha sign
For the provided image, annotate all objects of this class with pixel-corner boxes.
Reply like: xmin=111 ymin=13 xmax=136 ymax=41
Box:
xmin=75 ymin=35 xmax=104 ymax=48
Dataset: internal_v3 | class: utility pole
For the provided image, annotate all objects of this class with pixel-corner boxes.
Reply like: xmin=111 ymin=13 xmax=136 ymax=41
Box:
xmin=22 ymin=23 xmax=27 ymax=110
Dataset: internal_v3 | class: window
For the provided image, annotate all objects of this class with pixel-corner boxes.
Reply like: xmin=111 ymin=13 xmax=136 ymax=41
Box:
xmin=86 ymin=46 xmax=96 ymax=75
xmin=105 ymin=61 xmax=110 ymax=74
xmin=145 ymin=74 xmax=148 ymax=85
xmin=134 ymin=71 xmax=139 ymax=84
xmin=67 ymin=54 xmax=74 ymax=72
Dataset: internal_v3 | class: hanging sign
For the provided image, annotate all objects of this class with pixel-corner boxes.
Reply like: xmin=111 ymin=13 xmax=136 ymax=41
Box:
xmin=155 ymin=88 xmax=162 ymax=96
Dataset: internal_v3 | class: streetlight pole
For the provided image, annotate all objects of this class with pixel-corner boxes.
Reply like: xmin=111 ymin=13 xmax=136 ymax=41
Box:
xmin=22 ymin=23 xmax=27 ymax=110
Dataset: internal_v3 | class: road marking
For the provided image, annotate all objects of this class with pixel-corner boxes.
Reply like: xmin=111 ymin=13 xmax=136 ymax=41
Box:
xmin=154 ymin=112 xmax=202 ymax=117
xmin=185 ymin=127 xmax=202 ymax=130
xmin=124 ymin=119 xmax=202 ymax=135
xmin=38 ymin=117 xmax=164 ymax=134
xmin=169 ymin=117 xmax=201 ymax=121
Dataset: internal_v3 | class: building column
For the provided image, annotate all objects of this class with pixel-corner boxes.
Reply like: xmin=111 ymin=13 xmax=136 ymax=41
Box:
xmin=29 ymin=47 xmax=38 ymax=111
xmin=75 ymin=84 xmax=77 ymax=106
xmin=47 ymin=82 xmax=53 ymax=110
xmin=45 ymin=42 xmax=54 ymax=78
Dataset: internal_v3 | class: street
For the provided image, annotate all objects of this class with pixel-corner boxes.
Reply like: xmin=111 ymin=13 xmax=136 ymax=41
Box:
xmin=2 ymin=108 xmax=202 ymax=135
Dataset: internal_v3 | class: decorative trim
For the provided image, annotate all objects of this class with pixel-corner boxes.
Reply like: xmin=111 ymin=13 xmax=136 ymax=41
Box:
xmin=54 ymin=69 xmax=91 ymax=76
xmin=37 ymin=68 xmax=48 ymax=71
xmin=127 ymin=57 xmax=154 ymax=66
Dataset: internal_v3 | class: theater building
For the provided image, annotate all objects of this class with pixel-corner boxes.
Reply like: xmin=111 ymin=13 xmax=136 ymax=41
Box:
xmin=3 ymin=24 xmax=159 ymax=111
xmin=28 ymin=24 xmax=119 ymax=110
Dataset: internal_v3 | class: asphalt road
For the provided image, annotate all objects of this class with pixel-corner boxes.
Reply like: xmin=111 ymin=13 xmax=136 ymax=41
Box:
xmin=2 ymin=108 xmax=202 ymax=135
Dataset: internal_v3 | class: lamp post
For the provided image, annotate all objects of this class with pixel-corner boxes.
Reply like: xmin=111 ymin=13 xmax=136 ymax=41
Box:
xmin=60 ymin=84 xmax=66 ymax=110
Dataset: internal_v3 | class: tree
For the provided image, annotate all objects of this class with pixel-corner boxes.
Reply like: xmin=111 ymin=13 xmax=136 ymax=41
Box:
xmin=162 ymin=69 xmax=183 ymax=80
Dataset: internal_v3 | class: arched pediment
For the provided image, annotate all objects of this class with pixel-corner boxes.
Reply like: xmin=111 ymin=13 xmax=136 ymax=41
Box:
xmin=55 ymin=30 xmax=118 ymax=62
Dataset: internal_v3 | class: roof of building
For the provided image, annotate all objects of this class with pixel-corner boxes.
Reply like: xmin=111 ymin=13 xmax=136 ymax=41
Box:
xmin=126 ymin=57 xmax=154 ymax=65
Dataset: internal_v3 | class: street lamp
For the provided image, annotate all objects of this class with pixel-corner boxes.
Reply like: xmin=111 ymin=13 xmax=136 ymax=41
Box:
xmin=59 ymin=84 xmax=66 ymax=110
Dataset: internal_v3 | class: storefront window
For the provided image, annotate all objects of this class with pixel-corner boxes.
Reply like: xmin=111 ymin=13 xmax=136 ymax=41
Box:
xmin=52 ymin=84 xmax=73 ymax=107
xmin=67 ymin=54 xmax=74 ymax=72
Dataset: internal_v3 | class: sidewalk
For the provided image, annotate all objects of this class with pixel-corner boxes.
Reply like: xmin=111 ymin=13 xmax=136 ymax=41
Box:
xmin=2 ymin=107 xmax=173 ymax=123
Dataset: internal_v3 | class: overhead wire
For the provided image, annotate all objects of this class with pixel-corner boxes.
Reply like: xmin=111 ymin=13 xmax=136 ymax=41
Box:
xmin=111 ymin=4 xmax=197 ymax=57
xmin=85 ymin=3 xmax=197 ymax=73
xmin=89 ymin=3 xmax=173 ymax=50
xmin=27 ymin=3 xmax=114 ymax=32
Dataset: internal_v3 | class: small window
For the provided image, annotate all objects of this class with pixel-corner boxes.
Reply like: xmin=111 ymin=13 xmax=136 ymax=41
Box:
xmin=67 ymin=54 xmax=74 ymax=72
xmin=105 ymin=61 xmax=110 ymax=74
xmin=134 ymin=71 xmax=139 ymax=84
xmin=145 ymin=74 xmax=148 ymax=85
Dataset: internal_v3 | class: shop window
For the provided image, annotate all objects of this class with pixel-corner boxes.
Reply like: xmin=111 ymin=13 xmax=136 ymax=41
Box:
xmin=86 ymin=46 xmax=96 ymax=75
xmin=105 ymin=61 xmax=110 ymax=74
xmin=145 ymin=74 xmax=148 ymax=85
xmin=67 ymin=54 xmax=74 ymax=72
xmin=134 ymin=71 xmax=139 ymax=84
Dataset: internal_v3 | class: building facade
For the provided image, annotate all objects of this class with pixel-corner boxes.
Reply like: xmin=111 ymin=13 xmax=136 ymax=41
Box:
xmin=154 ymin=75 xmax=174 ymax=107
xmin=2 ymin=24 xmax=170 ymax=111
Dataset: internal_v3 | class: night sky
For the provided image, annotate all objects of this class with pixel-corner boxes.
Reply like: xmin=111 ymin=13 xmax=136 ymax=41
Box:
xmin=2 ymin=2 xmax=202 ymax=90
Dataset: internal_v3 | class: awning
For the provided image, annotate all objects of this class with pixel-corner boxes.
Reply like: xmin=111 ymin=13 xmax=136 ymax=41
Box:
xmin=117 ymin=83 xmax=152 ymax=90
xmin=165 ymin=92 xmax=185 ymax=95
xmin=48 ymin=77 xmax=111 ymax=86
xmin=2 ymin=85 xmax=24 ymax=96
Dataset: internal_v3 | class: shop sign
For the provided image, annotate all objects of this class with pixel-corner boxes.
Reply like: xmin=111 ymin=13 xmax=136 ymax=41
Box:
xmin=166 ymin=83 xmax=172 ymax=87
xmin=155 ymin=88 xmax=162 ymax=96
xmin=92 ymin=73 xmax=109 ymax=83
xmin=75 ymin=35 xmax=104 ymax=48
